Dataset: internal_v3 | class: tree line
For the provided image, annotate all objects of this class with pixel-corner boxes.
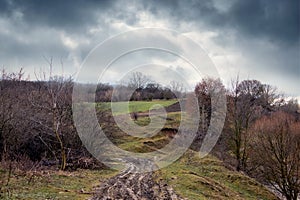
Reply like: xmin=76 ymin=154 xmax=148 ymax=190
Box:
xmin=95 ymin=72 xmax=185 ymax=102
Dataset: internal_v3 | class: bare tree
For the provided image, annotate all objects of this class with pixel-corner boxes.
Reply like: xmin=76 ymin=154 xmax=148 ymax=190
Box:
xmin=169 ymin=80 xmax=185 ymax=99
xmin=250 ymin=111 xmax=300 ymax=200
xmin=0 ymin=68 xmax=25 ymax=160
xmin=228 ymin=77 xmax=280 ymax=171
xmin=194 ymin=77 xmax=225 ymax=134
xmin=30 ymin=59 xmax=73 ymax=170
xmin=281 ymin=98 xmax=299 ymax=114
xmin=127 ymin=72 xmax=150 ymax=90
xmin=260 ymin=84 xmax=279 ymax=111
xmin=228 ymin=78 xmax=261 ymax=171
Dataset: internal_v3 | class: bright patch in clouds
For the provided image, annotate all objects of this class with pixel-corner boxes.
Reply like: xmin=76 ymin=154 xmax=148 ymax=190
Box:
xmin=61 ymin=33 xmax=78 ymax=50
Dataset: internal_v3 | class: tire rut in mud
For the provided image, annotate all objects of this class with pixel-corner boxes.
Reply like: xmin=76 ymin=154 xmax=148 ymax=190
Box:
xmin=90 ymin=160 xmax=183 ymax=200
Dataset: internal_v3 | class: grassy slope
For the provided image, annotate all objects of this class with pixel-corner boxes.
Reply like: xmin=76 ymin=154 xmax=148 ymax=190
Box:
xmin=114 ymin=112 xmax=181 ymax=152
xmin=96 ymin=99 xmax=178 ymax=115
xmin=117 ymin=112 xmax=277 ymax=200
xmin=117 ymin=134 xmax=276 ymax=200
xmin=0 ymin=168 xmax=117 ymax=200
xmin=155 ymin=151 xmax=277 ymax=200
xmin=118 ymin=135 xmax=276 ymax=199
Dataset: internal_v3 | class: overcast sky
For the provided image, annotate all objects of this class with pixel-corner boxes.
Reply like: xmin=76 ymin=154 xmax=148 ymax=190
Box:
xmin=0 ymin=0 xmax=299 ymax=99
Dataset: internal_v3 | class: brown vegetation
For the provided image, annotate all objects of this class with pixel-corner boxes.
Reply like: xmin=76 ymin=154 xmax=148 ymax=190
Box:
xmin=250 ymin=111 xmax=300 ymax=200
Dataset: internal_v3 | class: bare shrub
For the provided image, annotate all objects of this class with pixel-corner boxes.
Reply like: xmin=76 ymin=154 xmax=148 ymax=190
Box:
xmin=250 ymin=111 xmax=300 ymax=200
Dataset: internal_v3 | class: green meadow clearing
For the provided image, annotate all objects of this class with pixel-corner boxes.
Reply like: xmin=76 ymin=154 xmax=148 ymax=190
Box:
xmin=96 ymin=99 xmax=178 ymax=115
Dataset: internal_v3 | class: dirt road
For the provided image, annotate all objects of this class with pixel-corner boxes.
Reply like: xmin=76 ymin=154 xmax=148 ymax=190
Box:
xmin=90 ymin=158 xmax=183 ymax=200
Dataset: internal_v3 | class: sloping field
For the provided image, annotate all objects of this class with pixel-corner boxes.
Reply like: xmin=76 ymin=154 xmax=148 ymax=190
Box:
xmin=156 ymin=150 xmax=277 ymax=200
xmin=96 ymin=99 xmax=178 ymax=115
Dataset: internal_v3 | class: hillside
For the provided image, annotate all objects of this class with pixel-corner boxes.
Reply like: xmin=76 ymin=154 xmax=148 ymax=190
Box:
xmin=156 ymin=151 xmax=277 ymax=200
xmin=91 ymin=106 xmax=278 ymax=200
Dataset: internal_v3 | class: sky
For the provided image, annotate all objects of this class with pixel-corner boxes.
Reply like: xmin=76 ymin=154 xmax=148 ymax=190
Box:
xmin=0 ymin=0 xmax=299 ymax=100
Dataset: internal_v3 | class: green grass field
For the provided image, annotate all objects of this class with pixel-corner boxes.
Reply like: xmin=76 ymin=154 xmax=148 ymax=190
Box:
xmin=96 ymin=99 xmax=177 ymax=115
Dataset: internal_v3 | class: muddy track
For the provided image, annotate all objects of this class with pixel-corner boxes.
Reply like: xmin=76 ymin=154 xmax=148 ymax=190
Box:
xmin=90 ymin=158 xmax=184 ymax=200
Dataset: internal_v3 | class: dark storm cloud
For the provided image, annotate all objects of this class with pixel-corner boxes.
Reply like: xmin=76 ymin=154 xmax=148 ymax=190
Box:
xmin=228 ymin=0 xmax=299 ymax=45
xmin=0 ymin=0 xmax=113 ymax=31
xmin=0 ymin=0 xmax=117 ymax=73
xmin=1 ymin=0 xmax=298 ymax=44
xmin=142 ymin=0 xmax=222 ymax=29
xmin=144 ymin=0 xmax=299 ymax=45
xmin=0 ymin=30 xmax=67 ymax=59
